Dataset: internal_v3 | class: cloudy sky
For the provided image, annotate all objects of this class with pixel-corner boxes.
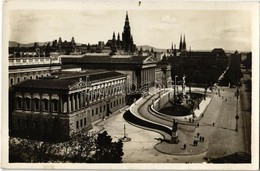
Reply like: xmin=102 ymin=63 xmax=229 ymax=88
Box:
xmin=9 ymin=9 xmax=252 ymax=51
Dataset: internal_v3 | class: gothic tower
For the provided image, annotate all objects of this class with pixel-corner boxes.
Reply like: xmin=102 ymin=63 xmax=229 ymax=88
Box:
xmin=179 ymin=34 xmax=182 ymax=52
xmin=117 ymin=32 xmax=121 ymax=48
xmin=111 ymin=32 xmax=117 ymax=53
xmin=183 ymin=34 xmax=186 ymax=52
xmin=122 ymin=11 xmax=134 ymax=53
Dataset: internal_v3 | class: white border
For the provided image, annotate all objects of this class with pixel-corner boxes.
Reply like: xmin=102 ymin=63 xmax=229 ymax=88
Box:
xmin=1 ymin=0 xmax=259 ymax=170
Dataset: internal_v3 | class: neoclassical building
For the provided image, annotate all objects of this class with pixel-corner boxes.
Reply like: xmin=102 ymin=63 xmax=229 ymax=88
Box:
xmin=9 ymin=55 xmax=61 ymax=87
xmin=11 ymin=71 xmax=127 ymax=139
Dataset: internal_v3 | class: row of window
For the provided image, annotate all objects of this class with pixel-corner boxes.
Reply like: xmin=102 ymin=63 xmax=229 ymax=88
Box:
xmin=76 ymin=118 xmax=87 ymax=129
xmin=9 ymin=73 xmax=51 ymax=86
xmin=16 ymin=119 xmax=47 ymax=130
xmin=91 ymin=97 xmax=125 ymax=117
xmin=88 ymin=85 xmax=124 ymax=102
xmin=16 ymin=97 xmax=58 ymax=112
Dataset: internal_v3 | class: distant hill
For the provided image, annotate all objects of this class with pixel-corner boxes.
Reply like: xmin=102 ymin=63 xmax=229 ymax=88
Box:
xmin=9 ymin=41 xmax=50 ymax=47
xmin=137 ymin=45 xmax=167 ymax=53
xmin=9 ymin=41 xmax=84 ymax=48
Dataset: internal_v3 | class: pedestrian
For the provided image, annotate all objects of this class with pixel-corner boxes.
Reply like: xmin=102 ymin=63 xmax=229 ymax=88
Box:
xmin=225 ymin=98 xmax=227 ymax=101
xmin=202 ymin=137 xmax=205 ymax=142
xmin=193 ymin=140 xmax=195 ymax=146
xmin=197 ymin=133 xmax=200 ymax=137
xmin=197 ymin=123 xmax=199 ymax=127
xmin=195 ymin=140 xmax=198 ymax=146
xmin=213 ymin=122 xmax=215 ymax=127
xmin=183 ymin=143 xmax=186 ymax=150
xmin=199 ymin=136 xmax=202 ymax=142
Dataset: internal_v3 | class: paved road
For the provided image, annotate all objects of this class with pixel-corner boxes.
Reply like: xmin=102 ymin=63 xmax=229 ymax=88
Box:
xmin=92 ymin=86 xmax=249 ymax=162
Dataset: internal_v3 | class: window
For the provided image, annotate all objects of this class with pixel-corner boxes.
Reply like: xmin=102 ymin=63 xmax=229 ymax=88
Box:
xmin=114 ymin=101 xmax=116 ymax=107
xmin=110 ymin=102 xmax=112 ymax=108
xmin=76 ymin=121 xmax=79 ymax=129
xmin=16 ymin=97 xmax=22 ymax=109
xmin=10 ymin=78 xmax=13 ymax=86
xmin=33 ymin=98 xmax=40 ymax=111
xmin=30 ymin=76 xmax=32 ymax=79
xmin=42 ymin=99 xmax=49 ymax=111
xmin=17 ymin=78 xmax=20 ymax=83
xmin=100 ymin=106 xmax=102 ymax=113
xmin=92 ymin=109 xmax=94 ymax=116
xmin=84 ymin=118 xmax=86 ymax=126
xmin=24 ymin=98 xmax=30 ymax=110
xmin=52 ymin=99 xmax=58 ymax=112
xmin=80 ymin=119 xmax=83 ymax=127
xmin=24 ymin=77 xmax=26 ymax=80
xmin=96 ymin=108 xmax=98 ymax=115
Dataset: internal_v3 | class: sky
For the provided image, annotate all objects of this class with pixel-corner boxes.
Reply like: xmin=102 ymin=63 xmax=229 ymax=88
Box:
xmin=9 ymin=9 xmax=252 ymax=51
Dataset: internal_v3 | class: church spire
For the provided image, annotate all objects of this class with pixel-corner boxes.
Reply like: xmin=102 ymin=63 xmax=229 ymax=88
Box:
xmin=117 ymin=32 xmax=120 ymax=41
xmin=179 ymin=34 xmax=182 ymax=51
xmin=183 ymin=34 xmax=186 ymax=51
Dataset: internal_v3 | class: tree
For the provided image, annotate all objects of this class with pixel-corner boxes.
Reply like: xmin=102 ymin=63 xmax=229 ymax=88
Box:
xmin=92 ymin=131 xmax=124 ymax=163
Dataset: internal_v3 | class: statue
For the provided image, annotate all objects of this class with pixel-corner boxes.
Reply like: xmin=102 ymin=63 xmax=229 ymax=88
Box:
xmin=171 ymin=119 xmax=179 ymax=144
xmin=182 ymin=75 xmax=186 ymax=96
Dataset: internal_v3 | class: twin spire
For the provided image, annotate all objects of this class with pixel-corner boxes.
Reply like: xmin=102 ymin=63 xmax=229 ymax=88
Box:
xmin=179 ymin=33 xmax=186 ymax=52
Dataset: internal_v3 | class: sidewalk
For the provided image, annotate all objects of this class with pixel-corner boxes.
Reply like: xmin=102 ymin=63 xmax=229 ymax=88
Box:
xmin=88 ymin=105 xmax=130 ymax=135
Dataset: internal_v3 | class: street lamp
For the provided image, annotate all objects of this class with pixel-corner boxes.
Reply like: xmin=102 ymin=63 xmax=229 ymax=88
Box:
xmin=174 ymin=75 xmax=178 ymax=101
xmin=124 ymin=124 xmax=126 ymax=138
xmin=235 ymin=87 xmax=240 ymax=131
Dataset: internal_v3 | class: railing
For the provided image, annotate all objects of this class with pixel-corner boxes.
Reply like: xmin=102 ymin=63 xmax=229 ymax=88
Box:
xmin=9 ymin=57 xmax=60 ymax=66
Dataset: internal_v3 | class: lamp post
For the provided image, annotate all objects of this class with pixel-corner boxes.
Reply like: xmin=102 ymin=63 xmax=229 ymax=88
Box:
xmin=124 ymin=124 xmax=126 ymax=138
xmin=174 ymin=75 xmax=178 ymax=101
xmin=235 ymin=87 xmax=239 ymax=131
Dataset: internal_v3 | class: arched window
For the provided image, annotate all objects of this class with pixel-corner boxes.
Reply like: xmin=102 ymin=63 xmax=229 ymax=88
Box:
xmin=51 ymin=99 xmax=58 ymax=112
xmin=42 ymin=99 xmax=49 ymax=111
xmin=24 ymin=98 xmax=31 ymax=110
xmin=16 ymin=97 xmax=22 ymax=109
xmin=32 ymin=98 xmax=40 ymax=111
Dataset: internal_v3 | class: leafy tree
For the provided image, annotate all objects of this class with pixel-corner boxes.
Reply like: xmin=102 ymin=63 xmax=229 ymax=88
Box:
xmin=92 ymin=131 xmax=124 ymax=163
xmin=9 ymin=130 xmax=124 ymax=163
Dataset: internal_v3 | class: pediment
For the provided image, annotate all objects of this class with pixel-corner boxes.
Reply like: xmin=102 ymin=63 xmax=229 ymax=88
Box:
xmin=143 ymin=56 xmax=156 ymax=64
xmin=69 ymin=81 xmax=88 ymax=91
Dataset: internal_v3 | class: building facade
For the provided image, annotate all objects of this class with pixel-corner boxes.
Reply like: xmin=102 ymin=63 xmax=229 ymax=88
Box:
xmin=11 ymin=71 xmax=127 ymax=139
xmin=9 ymin=55 xmax=61 ymax=87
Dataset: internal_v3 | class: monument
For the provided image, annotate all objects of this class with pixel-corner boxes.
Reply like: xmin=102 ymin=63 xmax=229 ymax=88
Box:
xmin=171 ymin=119 xmax=179 ymax=144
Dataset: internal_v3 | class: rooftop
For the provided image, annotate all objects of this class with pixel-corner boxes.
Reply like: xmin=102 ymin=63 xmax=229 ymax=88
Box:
xmin=13 ymin=79 xmax=77 ymax=90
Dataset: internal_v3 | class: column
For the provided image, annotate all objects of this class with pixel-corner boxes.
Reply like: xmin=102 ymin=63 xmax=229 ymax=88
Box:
xmin=49 ymin=93 xmax=52 ymax=115
xmin=76 ymin=92 xmax=80 ymax=110
xmin=39 ymin=93 xmax=42 ymax=114
xmin=67 ymin=94 xmax=70 ymax=114
xmin=71 ymin=93 xmax=75 ymax=112
xmin=59 ymin=95 xmax=62 ymax=115
xmin=30 ymin=93 xmax=33 ymax=111
xmin=83 ymin=91 xmax=86 ymax=108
